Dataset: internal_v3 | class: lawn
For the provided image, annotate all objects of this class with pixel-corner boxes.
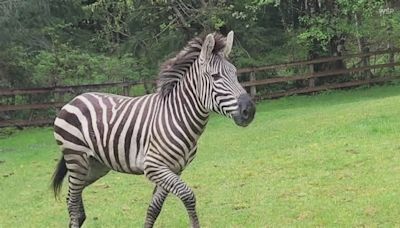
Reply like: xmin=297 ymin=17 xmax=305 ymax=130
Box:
xmin=1 ymin=85 xmax=400 ymax=227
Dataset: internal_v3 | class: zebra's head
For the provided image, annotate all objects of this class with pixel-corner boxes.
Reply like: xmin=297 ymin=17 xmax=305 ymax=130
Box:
xmin=198 ymin=31 xmax=255 ymax=127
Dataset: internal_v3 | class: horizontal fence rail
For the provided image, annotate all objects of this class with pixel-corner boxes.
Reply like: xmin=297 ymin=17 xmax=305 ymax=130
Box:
xmin=236 ymin=48 xmax=400 ymax=74
xmin=1 ymin=48 xmax=399 ymax=127
xmin=240 ymin=62 xmax=400 ymax=87
xmin=259 ymin=76 xmax=398 ymax=99
xmin=0 ymin=81 xmax=135 ymax=96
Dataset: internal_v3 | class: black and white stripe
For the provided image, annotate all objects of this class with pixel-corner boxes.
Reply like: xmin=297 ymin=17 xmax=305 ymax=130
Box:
xmin=51 ymin=32 xmax=255 ymax=228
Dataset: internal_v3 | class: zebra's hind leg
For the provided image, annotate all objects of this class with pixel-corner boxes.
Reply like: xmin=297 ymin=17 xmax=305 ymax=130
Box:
xmin=144 ymin=186 xmax=169 ymax=228
xmin=64 ymin=150 xmax=110 ymax=228
xmin=85 ymin=156 xmax=110 ymax=186
xmin=64 ymin=149 xmax=89 ymax=228
xmin=145 ymin=167 xmax=200 ymax=228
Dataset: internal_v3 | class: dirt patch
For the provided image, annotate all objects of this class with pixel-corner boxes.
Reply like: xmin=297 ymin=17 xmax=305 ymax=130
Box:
xmin=3 ymin=172 xmax=14 ymax=178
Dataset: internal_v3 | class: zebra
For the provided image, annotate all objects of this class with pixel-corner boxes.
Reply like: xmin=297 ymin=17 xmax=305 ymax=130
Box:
xmin=51 ymin=31 xmax=256 ymax=228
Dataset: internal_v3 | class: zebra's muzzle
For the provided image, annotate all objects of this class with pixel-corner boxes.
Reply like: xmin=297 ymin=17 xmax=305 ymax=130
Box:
xmin=233 ymin=94 xmax=255 ymax=127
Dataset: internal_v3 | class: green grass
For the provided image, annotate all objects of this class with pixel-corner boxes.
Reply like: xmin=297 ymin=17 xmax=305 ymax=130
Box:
xmin=1 ymin=85 xmax=400 ymax=227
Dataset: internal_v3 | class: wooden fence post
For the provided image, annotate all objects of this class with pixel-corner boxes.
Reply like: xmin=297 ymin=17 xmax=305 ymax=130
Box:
xmin=55 ymin=89 xmax=64 ymax=113
xmin=122 ymin=79 xmax=131 ymax=96
xmin=127 ymin=83 xmax=132 ymax=96
xmin=361 ymin=47 xmax=371 ymax=78
xmin=388 ymin=45 xmax=395 ymax=73
xmin=249 ymin=71 xmax=257 ymax=98
xmin=309 ymin=63 xmax=315 ymax=88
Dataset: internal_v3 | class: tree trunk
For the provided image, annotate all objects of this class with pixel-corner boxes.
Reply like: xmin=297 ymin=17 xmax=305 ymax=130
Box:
xmin=354 ymin=13 xmax=371 ymax=78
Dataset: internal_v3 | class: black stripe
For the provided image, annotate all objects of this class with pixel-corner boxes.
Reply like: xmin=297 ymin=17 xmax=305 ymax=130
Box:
xmin=54 ymin=126 xmax=87 ymax=148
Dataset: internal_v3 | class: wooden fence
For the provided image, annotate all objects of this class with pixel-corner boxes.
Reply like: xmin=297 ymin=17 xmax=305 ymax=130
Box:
xmin=238 ymin=48 xmax=400 ymax=99
xmin=0 ymin=81 xmax=148 ymax=127
xmin=1 ymin=48 xmax=399 ymax=127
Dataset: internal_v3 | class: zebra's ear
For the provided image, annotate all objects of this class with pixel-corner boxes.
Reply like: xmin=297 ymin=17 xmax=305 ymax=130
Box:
xmin=199 ymin=34 xmax=215 ymax=65
xmin=224 ymin=31 xmax=234 ymax=57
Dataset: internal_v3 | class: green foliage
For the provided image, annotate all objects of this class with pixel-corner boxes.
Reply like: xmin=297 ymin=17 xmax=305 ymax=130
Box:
xmin=298 ymin=14 xmax=336 ymax=52
xmin=295 ymin=0 xmax=400 ymax=55
xmin=1 ymin=43 xmax=141 ymax=87
xmin=31 ymin=47 xmax=140 ymax=86
xmin=0 ymin=0 xmax=399 ymax=88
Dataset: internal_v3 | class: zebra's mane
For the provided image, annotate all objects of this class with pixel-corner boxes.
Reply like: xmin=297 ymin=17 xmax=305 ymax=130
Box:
xmin=157 ymin=33 xmax=227 ymax=97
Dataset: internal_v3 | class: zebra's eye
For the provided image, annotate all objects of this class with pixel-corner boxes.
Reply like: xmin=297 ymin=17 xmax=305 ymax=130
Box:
xmin=211 ymin=73 xmax=222 ymax=80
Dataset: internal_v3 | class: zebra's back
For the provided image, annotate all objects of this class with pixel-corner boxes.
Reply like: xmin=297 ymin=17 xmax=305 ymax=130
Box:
xmin=54 ymin=92 xmax=160 ymax=174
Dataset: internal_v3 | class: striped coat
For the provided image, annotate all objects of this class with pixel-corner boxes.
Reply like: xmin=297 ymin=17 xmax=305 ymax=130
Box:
xmin=52 ymin=31 xmax=255 ymax=228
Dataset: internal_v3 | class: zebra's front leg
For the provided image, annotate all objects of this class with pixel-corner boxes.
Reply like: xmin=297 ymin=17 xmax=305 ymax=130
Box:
xmin=145 ymin=167 xmax=200 ymax=228
xmin=144 ymin=186 xmax=169 ymax=228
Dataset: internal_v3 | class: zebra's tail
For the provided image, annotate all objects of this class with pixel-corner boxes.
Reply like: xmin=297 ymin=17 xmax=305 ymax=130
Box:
xmin=51 ymin=156 xmax=67 ymax=199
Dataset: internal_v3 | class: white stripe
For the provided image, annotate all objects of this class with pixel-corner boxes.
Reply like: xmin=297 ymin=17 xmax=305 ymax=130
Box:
xmin=96 ymin=95 xmax=109 ymax=147
xmin=54 ymin=132 xmax=94 ymax=156
xmin=118 ymin=96 xmax=144 ymax=172
xmin=129 ymin=98 xmax=147 ymax=171
xmin=62 ymin=103 xmax=95 ymax=153
xmin=109 ymin=97 xmax=118 ymax=123
xmin=77 ymin=95 xmax=110 ymax=167
xmin=54 ymin=118 xmax=85 ymax=143
xmin=108 ymin=98 xmax=135 ymax=171
xmin=136 ymin=95 xmax=158 ymax=168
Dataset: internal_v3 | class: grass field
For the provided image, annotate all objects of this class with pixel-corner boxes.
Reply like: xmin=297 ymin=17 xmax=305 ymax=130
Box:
xmin=1 ymin=85 xmax=400 ymax=227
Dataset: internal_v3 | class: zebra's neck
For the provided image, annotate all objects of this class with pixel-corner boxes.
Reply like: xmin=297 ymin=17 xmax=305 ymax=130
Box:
xmin=160 ymin=64 xmax=210 ymax=143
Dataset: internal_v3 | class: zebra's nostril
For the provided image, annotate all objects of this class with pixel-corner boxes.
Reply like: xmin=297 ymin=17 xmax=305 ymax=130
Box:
xmin=242 ymin=109 xmax=249 ymax=118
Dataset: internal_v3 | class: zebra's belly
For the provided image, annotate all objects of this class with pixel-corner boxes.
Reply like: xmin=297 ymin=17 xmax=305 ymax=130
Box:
xmin=92 ymin=140 xmax=147 ymax=175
